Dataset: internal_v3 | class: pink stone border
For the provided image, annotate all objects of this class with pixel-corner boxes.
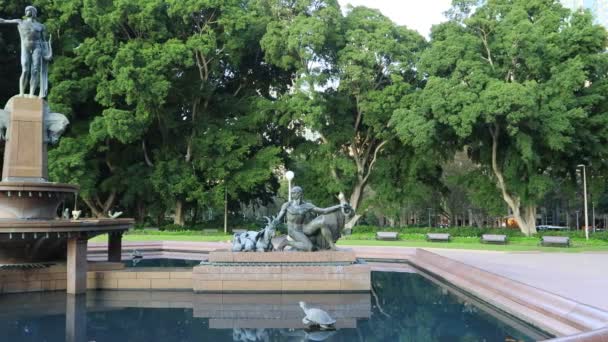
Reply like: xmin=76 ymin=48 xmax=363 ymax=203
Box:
xmin=410 ymin=249 xmax=608 ymax=338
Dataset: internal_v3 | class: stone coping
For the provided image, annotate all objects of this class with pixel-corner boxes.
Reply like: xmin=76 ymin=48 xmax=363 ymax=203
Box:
xmin=0 ymin=218 xmax=133 ymax=232
xmin=410 ymin=249 xmax=608 ymax=338
xmin=544 ymin=326 xmax=608 ymax=341
xmin=0 ymin=182 xmax=79 ymax=192
xmin=208 ymin=250 xmax=357 ymax=263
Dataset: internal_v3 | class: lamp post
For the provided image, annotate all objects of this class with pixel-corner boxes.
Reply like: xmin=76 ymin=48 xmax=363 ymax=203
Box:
xmin=578 ymin=164 xmax=589 ymax=240
xmin=427 ymin=208 xmax=432 ymax=228
xmin=285 ymin=171 xmax=295 ymax=201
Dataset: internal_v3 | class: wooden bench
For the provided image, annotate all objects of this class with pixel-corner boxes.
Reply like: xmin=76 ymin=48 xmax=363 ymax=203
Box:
xmin=376 ymin=232 xmax=398 ymax=241
xmin=426 ymin=233 xmax=451 ymax=242
xmin=481 ymin=234 xmax=508 ymax=244
xmin=541 ymin=236 xmax=570 ymax=247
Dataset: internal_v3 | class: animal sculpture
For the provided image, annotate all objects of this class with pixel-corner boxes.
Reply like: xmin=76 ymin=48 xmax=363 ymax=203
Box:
xmin=231 ymin=216 xmax=277 ymax=252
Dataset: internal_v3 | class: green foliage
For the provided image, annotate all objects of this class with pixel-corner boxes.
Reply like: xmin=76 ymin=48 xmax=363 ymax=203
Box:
xmin=351 ymin=225 xmax=608 ymax=240
xmin=392 ymin=0 xmax=608 ymax=232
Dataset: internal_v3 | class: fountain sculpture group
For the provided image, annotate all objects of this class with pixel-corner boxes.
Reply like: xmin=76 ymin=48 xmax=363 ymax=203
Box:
xmin=198 ymin=186 xmax=370 ymax=293
xmin=0 ymin=6 xmax=132 ymax=295
xmin=0 ymin=4 xmax=369 ymax=297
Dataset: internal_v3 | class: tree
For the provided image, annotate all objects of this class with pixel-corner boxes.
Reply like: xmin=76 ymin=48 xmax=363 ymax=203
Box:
xmin=44 ymin=0 xmax=289 ymax=224
xmin=263 ymin=4 xmax=427 ymax=227
xmin=392 ymin=0 xmax=608 ymax=235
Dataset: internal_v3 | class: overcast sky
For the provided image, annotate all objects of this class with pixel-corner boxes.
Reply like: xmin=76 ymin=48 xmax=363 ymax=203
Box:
xmin=337 ymin=0 xmax=453 ymax=38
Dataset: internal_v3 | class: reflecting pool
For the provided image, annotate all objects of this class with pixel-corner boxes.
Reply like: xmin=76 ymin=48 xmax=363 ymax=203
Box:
xmin=0 ymin=271 xmax=550 ymax=341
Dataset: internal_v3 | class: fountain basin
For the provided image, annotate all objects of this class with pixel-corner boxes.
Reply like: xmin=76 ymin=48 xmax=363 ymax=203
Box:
xmin=0 ymin=182 xmax=78 ymax=219
xmin=0 ymin=218 xmax=132 ymax=263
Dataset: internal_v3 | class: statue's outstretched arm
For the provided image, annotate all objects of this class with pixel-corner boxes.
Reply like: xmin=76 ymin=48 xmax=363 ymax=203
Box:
xmin=312 ymin=204 xmax=345 ymax=215
xmin=273 ymin=203 xmax=288 ymax=224
xmin=0 ymin=18 xmax=21 ymax=24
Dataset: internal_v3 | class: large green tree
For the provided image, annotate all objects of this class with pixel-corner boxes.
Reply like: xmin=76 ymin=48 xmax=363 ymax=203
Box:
xmin=263 ymin=4 xmax=427 ymax=227
xmin=45 ymin=0 xmax=288 ymax=224
xmin=392 ymin=0 xmax=608 ymax=235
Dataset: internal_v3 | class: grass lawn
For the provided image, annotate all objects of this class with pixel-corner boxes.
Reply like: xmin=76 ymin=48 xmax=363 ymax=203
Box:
xmin=89 ymin=230 xmax=608 ymax=252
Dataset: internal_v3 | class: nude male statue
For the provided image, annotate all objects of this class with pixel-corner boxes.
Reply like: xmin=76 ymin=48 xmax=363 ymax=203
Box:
xmin=0 ymin=6 xmax=52 ymax=98
xmin=274 ymin=186 xmax=351 ymax=251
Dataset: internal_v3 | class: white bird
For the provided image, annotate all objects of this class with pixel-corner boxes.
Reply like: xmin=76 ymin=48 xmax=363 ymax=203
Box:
xmin=131 ymin=250 xmax=143 ymax=259
xmin=108 ymin=210 xmax=123 ymax=219
xmin=71 ymin=210 xmax=81 ymax=220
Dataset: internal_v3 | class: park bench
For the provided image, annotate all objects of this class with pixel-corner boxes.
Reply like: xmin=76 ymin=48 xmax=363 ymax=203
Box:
xmin=202 ymin=229 xmax=219 ymax=234
xmin=481 ymin=234 xmax=508 ymax=244
xmin=540 ymin=236 xmax=570 ymax=247
xmin=232 ymin=229 xmax=247 ymax=234
xmin=426 ymin=233 xmax=451 ymax=242
xmin=376 ymin=232 xmax=398 ymax=241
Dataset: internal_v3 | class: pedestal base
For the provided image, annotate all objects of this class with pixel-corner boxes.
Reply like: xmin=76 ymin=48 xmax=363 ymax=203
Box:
xmin=193 ymin=250 xmax=370 ymax=293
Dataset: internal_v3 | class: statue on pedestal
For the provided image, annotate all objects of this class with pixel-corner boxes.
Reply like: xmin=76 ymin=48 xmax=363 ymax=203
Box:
xmin=274 ymin=186 xmax=353 ymax=252
xmin=0 ymin=5 xmax=52 ymax=98
xmin=0 ymin=6 xmax=68 ymax=145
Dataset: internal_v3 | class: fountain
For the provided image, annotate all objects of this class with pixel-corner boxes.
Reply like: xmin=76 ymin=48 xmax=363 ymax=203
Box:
xmin=0 ymin=5 xmax=132 ymax=294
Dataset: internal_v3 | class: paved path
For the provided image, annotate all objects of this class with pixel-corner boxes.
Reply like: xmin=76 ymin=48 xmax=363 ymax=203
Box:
xmin=429 ymin=249 xmax=608 ymax=312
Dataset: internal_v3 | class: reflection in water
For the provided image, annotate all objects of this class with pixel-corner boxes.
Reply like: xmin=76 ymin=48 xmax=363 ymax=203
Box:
xmin=233 ymin=328 xmax=268 ymax=342
xmin=65 ymin=294 xmax=86 ymax=342
xmin=0 ymin=272 xmax=549 ymax=341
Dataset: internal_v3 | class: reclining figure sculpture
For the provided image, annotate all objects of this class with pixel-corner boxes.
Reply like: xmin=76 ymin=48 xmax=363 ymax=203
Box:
xmin=274 ymin=186 xmax=353 ymax=252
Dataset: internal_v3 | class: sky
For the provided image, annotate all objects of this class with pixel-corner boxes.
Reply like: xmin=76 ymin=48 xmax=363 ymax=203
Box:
xmin=337 ymin=0 xmax=453 ymax=38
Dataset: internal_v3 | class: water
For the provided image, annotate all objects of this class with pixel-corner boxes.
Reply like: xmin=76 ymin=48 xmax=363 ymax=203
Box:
xmin=0 ymin=272 xmax=549 ymax=341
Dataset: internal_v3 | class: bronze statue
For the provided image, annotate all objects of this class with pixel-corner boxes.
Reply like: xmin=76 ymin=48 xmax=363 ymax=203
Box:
xmin=0 ymin=5 xmax=52 ymax=98
xmin=274 ymin=186 xmax=353 ymax=251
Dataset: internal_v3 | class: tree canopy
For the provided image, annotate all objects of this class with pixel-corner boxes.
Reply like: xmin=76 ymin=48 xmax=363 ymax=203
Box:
xmin=392 ymin=0 xmax=608 ymax=234
xmin=1 ymin=0 xmax=607 ymax=232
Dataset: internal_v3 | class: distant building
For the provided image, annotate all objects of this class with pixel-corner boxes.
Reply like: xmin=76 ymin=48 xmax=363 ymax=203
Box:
xmin=560 ymin=0 xmax=608 ymax=28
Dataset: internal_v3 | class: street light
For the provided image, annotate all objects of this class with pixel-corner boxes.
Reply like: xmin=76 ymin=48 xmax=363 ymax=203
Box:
xmin=285 ymin=171 xmax=295 ymax=201
xmin=578 ymin=164 xmax=589 ymax=240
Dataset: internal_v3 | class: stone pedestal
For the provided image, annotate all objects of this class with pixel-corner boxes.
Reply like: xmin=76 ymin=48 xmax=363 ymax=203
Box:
xmin=2 ymin=97 xmax=47 ymax=181
xmin=67 ymin=237 xmax=87 ymax=294
xmin=193 ymin=250 xmax=370 ymax=293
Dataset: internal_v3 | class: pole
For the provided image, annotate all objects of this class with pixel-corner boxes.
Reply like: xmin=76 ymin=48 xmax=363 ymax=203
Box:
xmin=592 ymin=201 xmax=596 ymax=233
xmin=428 ymin=208 xmax=431 ymax=228
xmin=223 ymin=185 xmax=228 ymax=234
xmin=576 ymin=210 xmax=579 ymax=230
xmin=581 ymin=165 xmax=589 ymax=240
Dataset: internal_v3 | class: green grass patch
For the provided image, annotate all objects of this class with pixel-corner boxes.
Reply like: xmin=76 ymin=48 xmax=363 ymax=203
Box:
xmin=89 ymin=229 xmax=608 ymax=252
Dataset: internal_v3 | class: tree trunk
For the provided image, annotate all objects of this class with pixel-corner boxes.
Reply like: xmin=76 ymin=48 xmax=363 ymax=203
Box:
xmin=174 ymin=200 xmax=185 ymax=226
xmin=82 ymin=198 xmax=104 ymax=218
xmin=344 ymin=180 xmax=365 ymax=229
xmin=82 ymin=191 xmax=116 ymax=219
xmin=489 ymin=124 xmax=537 ymax=236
